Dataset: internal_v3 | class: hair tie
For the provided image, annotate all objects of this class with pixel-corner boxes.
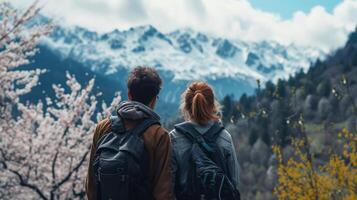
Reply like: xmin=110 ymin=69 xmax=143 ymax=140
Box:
xmin=194 ymin=90 xmax=202 ymax=95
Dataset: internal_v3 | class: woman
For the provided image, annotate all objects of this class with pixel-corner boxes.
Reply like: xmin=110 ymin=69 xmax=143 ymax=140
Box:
xmin=170 ymin=81 xmax=240 ymax=200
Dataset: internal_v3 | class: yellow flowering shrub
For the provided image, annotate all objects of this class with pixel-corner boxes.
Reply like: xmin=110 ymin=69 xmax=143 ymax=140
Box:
xmin=273 ymin=128 xmax=357 ymax=200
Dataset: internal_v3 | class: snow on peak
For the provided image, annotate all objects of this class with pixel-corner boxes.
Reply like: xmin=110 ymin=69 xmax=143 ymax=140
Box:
xmin=41 ymin=24 xmax=326 ymax=85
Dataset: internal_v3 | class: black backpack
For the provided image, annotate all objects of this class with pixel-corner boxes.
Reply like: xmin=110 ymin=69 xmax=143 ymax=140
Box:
xmin=93 ymin=116 xmax=159 ymax=200
xmin=174 ymin=122 xmax=241 ymax=200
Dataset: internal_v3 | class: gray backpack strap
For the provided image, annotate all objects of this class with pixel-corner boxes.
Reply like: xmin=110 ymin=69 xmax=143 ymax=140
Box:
xmin=202 ymin=122 xmax=225 ymax=143
xmin=174 ymin=122 xmax=201 ymax=141
xmin=109 ymin=115 xmax=126 ymax=134
xmin=174 ymin=122 xmax=223 ymax=153
xmin=131 ymin=118 xmax=160 ymax=137
xmin=109 ymin=116 xmax=159 ymax=136
xmin=95 ymin=116 xmax=126 ymax=148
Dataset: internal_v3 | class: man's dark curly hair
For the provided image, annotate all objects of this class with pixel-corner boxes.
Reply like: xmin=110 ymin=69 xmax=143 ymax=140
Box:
xmin=127 ymin=66 xmax=162 ymax=105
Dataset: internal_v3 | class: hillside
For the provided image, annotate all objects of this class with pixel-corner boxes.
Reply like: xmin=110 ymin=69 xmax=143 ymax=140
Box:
xmin=223 ymin=26 xmax=357 ymax=145
xmin=218 ymin=27 xmax=357 ymax=199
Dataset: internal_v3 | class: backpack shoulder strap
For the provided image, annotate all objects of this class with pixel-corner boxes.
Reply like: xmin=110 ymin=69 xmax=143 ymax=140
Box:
xmin=109 ymin=115 xmax=126 ymax=134
xmin=202 ymin=121 xmax=225 ymax=143
xmin=203 ymin=122 xmax=229 ymax=175
xmin=131 ymin=118 xmax=160 ymax=137
xmin=174 ymin=122 xmax=214 ymax=153
xmin=95 ymin=116 xmax=126 ymax=147
xmin=174 ymin=122 xmax=225 ymax=143
xmin=174 ymin=122 xmax=203 ymax=142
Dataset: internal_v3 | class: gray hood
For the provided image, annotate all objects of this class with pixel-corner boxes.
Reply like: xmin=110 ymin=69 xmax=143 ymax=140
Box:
xmin=117 ymin=101 xmax=160 ymax=121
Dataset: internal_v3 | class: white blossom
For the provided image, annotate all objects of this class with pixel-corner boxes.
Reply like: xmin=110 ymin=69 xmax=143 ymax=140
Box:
xmin=0 ymin=2 xmax=121 ymax=199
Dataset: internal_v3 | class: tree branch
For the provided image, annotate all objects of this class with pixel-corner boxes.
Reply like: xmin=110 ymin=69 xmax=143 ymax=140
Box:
xmin=0 ymin=158 xmax=48 ymax=200
xmin=0 ymin=1 xmax=41 ymax=43
xmin=51 ymin=151 xmax=59 ymax=183
xmin=50 ymin=150 xmax=89 ymax=196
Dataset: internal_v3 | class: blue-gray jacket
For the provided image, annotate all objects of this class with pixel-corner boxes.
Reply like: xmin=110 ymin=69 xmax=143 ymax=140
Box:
xmin=169 ymin=121 xmax=240 ymax=196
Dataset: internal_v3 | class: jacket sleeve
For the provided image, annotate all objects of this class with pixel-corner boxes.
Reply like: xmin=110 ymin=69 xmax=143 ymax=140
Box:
xmin=225 ymin=131 xmax=240 ymax=191
xmin=85 ymin=127 xmax=99 ymax=200
xmin=85 ymin=118 xmax=111 ymax=200
xmin=150 ymin=128 xmax=174 ymax=200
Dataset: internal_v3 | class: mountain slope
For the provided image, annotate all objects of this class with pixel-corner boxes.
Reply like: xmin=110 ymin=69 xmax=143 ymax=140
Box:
xmin=39 ymin=24 xmax=324 ymax=101
xmin=21 ymin=18 xmax=328 ymax=119
xmin=21 ymin=45 xmax=123 ymax=105
xmin=20 ymin=45 xmax=179 ymax=119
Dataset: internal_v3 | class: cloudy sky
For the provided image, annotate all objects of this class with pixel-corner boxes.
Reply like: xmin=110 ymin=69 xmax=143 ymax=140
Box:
xmin=13 ymin=0 xmax=357 ymax=51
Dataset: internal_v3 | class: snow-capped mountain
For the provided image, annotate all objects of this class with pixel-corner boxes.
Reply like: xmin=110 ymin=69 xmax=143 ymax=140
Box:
xmin=39 ymin=24 xmax=325 ymax=103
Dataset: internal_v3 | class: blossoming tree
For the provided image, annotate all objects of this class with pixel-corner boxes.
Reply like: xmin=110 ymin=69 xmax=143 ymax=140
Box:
xmin=0 ymin=2 xmax=121 ymax=199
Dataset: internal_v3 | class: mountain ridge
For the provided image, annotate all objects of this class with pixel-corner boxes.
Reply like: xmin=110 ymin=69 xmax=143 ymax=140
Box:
xmin=21 ymin=15 xmax=331 ymax=119
xmin=42 ymin=23 xmax=325 ymax=82
xmin=34 ymin=22 xmax=326 ymax=104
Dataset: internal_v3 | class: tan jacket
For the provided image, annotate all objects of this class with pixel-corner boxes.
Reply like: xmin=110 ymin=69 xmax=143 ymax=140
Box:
xmin=85 ymin=118 xmax=173 ymax=200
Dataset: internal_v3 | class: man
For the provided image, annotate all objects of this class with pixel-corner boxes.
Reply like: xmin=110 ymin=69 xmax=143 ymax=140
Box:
xmin=86 ymin=66 xmax=173 ymax=200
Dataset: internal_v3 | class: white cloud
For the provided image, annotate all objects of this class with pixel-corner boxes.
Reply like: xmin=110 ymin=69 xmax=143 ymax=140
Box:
xmin=12 ymin=0 xmax=357 ymax=51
